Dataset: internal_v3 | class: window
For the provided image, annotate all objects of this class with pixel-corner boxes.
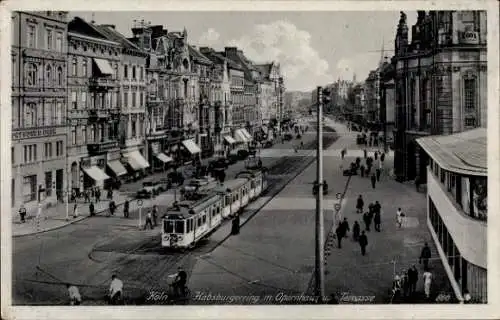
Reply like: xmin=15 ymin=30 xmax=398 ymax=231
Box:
xmin=55 ymin=102 xmax=63 ymax=125
xmin=132 ymin=91 xmax=136 ymax=107
xmin=44 ymin=142 xmax=52 ymax=159
xmin=55 ymin=32 xmax=63 ymax=51
xmin=91 ymin=125 xmax=96 ymax=142
xmin=82 ymin=59 xmax=87 ymax=77
xmin=71 ymin=127 xmax=76 ymax=145
xmin=56 ymin=141 xmax=63 ymax=156
xmin=11 ymin=147 xmax=14 ymax=164
xmin=46 ymin=28 xmax=53 ymax=50
xmin=57 ymin=67 xmax=63 ymax=86
xmin=23 ymin=144 xmax=37 ymax=163
xmin=81 ymin=91 xmax=87 ymax=109
xmin=465 ymin=117 xmax=476 ymax=127
xmin=114 ymin=64 xmax=118 ymax=79
xmin=26 ymin=63 xmax=38 ymax=86
xmin=124 ymin=91 xmax=129 ymax=107
xmin=82 ymin=126 xmax=87 ymax=144
xmin=140 ymin=92 xmax=144 ymax=106
xmin=131 ymin=119 xmax=136 ymax=137
xmin=27 ymin=24 xmax=36 ymax=48
xmin=71 ymin=91 xmax=77 ymax=109
xmin=464 ymin=78 xmax=476 ymax=113
xmin=72 ymin=58 xmax=77 ymax=76
xmin=45 ymin=171 xmax=52 ymax=197
xmin=140 ymin=67 xmax=144 ymax=80
xmin=23 ymin=175 xmax=37 ymax=203
xmin=45 ymin=64 xmax=52 ymax=85
xmin=124 ymin=65 xmax=128 ymax=78
xmin=132 ymin=66 xmax=136 ymax=79
xmin=24 ymin=102 xmax=37 ymax=127
xmin=44 ymin=102 xmax=52 ymax=126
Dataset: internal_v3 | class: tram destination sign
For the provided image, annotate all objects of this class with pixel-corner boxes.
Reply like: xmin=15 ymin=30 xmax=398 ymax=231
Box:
xmin=12 ymin=127 xmax=57 ymax=140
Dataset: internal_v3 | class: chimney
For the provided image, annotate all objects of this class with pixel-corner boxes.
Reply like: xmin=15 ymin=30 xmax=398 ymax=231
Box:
xmin=225 ymin=47 xmax=238 ymax=56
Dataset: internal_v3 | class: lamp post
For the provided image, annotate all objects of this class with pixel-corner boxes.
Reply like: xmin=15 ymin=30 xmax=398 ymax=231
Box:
xmin=277 ymin=77 xmax=284 ymax=139
xmin=315 ymin=86 xmax=325 ymax=300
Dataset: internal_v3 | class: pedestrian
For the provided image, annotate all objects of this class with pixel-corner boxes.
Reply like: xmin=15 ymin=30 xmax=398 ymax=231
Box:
xmin=374 ymin=151 xmax=378 ymax=160
xmin=123 ymin=200 xmax=129 ymax=218
xmin=374 ymin=201 xmax=381 ymax=214
xmin=89 ymin=202 xmax=95 ymax=217
xmin=371 ymin=174 xmax=376 ymax=189
xmin=408 ymin=265 xmax=419 ymax=296
xmin=396 ymin=207 xmax=404 ymax=228
xmin=415 ymin=176 xmax=421 ymax=192
xmin=152 ymin=205 xmax=158 ymax=226
xmin=95 ymin=188 xmax=101 ymax=203
xmin=231 ymin=210 xmax=241 ymax=235
xmin=341 ymin=149 xmax=345 ymax=159
xmin=356 ymin=195 xmax=364 ymax=214
xmin=67 ymin=283 xmax=82 ymax=305
xmin=109 ymin=200 xmax=116 ymax=216
xmin=352 ymin=221 xmax=360 ymax=241
xmin=402 ymin=270 xmax=410 ymax=299
xmin=359 ymin=231 xmax=368 ymax=255
xmin=84 ymin=190 xmax=90 ymax=203
xmin=419 ymin=242 xmax=432 ymax=270
xmin=144 ymin=211 xmax=153 ymax=230
xmin=422 ymin=268 xmax=432 ymax=299
xmin=19 ymin=205 xmax=27 ymax=223
xmin=335 ymin=223 xmax=343 ymax=248
xmin=72 ymin=203 xmax=78 ymax=218
xmin=376 ymin=168 xmax=381 ymax=182
xmin=363 ymin=211 xmax=371 ymax=231
xmin=380 ymin=152 xmax=385 ymax=162
xmin=363 ymin=149 xmax=367 ymax=159
xmin=360 ymin=165 xmax=365 ymax=177
xmin=341 ymin=218 xmax=350 ymax=238
xmin=374 ymin=211 xmax=381 ymax=232
xmin=108 ymin=275 xmax=123 ymax=305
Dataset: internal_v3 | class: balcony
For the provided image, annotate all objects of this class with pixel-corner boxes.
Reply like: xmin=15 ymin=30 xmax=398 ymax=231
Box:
xmin=88 ymin=109 xmax=110 ymax=121
xmin=87 ymin=140 xmax=119 ymax=155
xmin=89 ymin=77 xmax=117 ymax=89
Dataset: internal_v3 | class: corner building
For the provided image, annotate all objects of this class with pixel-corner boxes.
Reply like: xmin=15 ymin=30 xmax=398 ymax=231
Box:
xmin=11 ymin=11 xmax=69 ymax=212
xmin=392 ymin=11 xmax=487 ymax=181
xmin=417 ymin=129 xmax=487 ymax=303
xmin=67 ymin=17 xmax=121 ymax=194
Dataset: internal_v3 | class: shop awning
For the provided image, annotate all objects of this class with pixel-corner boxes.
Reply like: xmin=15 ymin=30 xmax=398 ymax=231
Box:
xmin=241 ymin=128 xmax=253 ymax=141
xmin=93 ymin=58 xmax=113 ymax=75
xmin=182 ymin=139 xmax=201 ymax=154
xmin=83 ymin=166 xmax=110 ymax=182
xmin=124 ymin=151 xmax=150 ymax=170
xmin=234 ymin=129 xmax=249 ymax=143
xmin=224 ymin=135 xmax=236 ymax=144
xmin=107 ymin=160 xmax=127 ymax=176
xmin=156 ymin=153 xmax=173 ymax=163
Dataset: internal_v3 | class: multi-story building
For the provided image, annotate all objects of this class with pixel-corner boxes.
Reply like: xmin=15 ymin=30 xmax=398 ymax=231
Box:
xmin=67 ymin=17 xmax=122 ymax=193
xmin=380 ymin=56 xmax=396 ymax=148
xmin=417 ymin=128 xmax=487 ymax=303
xmin=11 ymin=11 xmax=69 ymax=212
xmin=256 ymin=62 xmax=281 ymax=138
xmin=392 ymin=11 xmax=487 ymax=182
xmin=130 ymin=25 xmax=202 ymax=164
xmin=364 ymin=69 xmax=380 ymax=123
xmin=189 ymin=46 xmax=214 ymax=158
xmin=223 ymin=47 xmax=256 ymax=142
xmin=96 ymin=24 xmax=150 ymax=176
xmin=200 ymin=47 xmax=235 ymax=157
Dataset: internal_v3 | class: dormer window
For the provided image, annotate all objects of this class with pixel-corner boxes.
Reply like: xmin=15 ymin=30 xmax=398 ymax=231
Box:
xmin=183 ymin=58 xmax=189 ymax=71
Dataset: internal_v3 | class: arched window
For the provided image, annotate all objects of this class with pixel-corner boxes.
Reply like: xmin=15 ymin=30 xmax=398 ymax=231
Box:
xmin=149 ymin=79 xmax=157 ymax=94
xmin=57 ymin=67 xmax=63 ymax=86
xmin=72 ymin=58 xmax=77 ymax=76
xmin=45 ymin=65 xmax=52 ymax=85
xmin=26 ymin=63 xmax=38 ymax=86
xmin=182 ymin=59 xmax=189 ymax=71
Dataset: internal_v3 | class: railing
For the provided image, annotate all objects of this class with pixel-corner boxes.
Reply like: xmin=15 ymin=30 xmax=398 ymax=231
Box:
xmin=89 ymin=77 xmax=117 ymax=88
xmin=88 ymin=109 xmax=110 ymax=120
xmin=87 ymin=140 xmax=119 ymax=155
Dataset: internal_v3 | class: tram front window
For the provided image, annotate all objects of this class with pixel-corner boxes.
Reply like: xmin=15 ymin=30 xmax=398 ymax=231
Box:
xmin=164 ymin=220 xmax=174 ymax=233
xmin=175 ymin=220 xmax=185 ymax=233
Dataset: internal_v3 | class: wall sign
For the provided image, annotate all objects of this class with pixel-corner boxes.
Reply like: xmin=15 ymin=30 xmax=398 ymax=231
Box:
xmin=12 ymin=127 xmax=57 ymax=140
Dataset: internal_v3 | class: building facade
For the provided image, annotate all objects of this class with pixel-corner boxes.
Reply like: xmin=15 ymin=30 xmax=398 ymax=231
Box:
xmin=256 ymin=62 xmax=281 ymax=130
xmin=96 ymin=24 xmax=150 ymax=177
xmin=393 ymin=10 xmax=487 ymax=182
xmin=417 ymin=128 xmax=487 ymax=303
xmin=11 ymin=11 xmax=69 ymax=212
xmin=67 ymin=17 xmax=122 ymax=193
xmin=364 ymin=69 xmax=380 ymax=123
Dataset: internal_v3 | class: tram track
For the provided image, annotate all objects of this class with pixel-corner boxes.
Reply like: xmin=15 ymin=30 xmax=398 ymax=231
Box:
xmin=14 ymin=131 xmax=340 ymax=305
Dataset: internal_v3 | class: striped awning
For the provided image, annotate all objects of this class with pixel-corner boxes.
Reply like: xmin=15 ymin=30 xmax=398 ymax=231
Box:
xmin=182 ymin=139 xmax=201 ymax=154
xmin=124 ymin=151 xmax=150 ymax=170
xmin=156 ymin=153 xmax=173 ymax=163
xmin=107 ymin=160 xmax=127 ymax=176
xmin=83 ymin=166 xmax=110 ymax=182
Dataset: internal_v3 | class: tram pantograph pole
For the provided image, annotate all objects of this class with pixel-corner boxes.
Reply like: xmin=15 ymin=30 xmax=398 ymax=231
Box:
xmin=315 ymin=86 xmax=325 ymax=301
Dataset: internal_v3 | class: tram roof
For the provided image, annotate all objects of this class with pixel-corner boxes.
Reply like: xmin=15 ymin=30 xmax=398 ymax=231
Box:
xmin=215 ymin=178 xmax=249 ymax=192
xmin=163 ymin=193 xmax=220 ymax=218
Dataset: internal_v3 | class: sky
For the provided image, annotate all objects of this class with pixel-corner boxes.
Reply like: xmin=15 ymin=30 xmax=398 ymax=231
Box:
xmin=73 ymin=11 xmax=417 ymax=92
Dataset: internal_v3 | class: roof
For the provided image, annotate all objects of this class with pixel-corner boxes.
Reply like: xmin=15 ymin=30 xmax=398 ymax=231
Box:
xmin=211 ymin=50 xmax=244 ymax=71
xmin=416 ymin=128 xmax=486 ymax=176
xmin=68 ymin=17 xmax=115 ymax=43
xmin=96 ymin=25 xmax=147 ymax=56
xmin=188 ymin=45 xmax=213 ymax=65
xmin=255 ymin=63 xmax=272 ymax=79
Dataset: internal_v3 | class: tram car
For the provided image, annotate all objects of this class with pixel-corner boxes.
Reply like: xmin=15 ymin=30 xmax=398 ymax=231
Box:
xmin=235 ymin=169 xmax=267 ymax=200
xmin=213 ymin=178 xmax=250 ymax=219
xmin=161 ymin=189 xmax=223 ymax=249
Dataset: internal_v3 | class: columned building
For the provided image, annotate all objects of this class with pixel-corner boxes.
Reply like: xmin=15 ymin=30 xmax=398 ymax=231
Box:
xmin=393 ymin=11 xmax=487 ymax=182
xmin=417 ymin=128 xmax=487 ymax=303
xmin=67 ymin=17 xmax=121 ymax=193
xmin=11 ymin=11 xmax=69 ymax=212
xmin=96 ymin=24 xmax=150 ymax=178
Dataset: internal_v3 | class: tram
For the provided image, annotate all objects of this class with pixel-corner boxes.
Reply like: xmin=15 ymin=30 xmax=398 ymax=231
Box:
xmin=161 ymin=168 xmax=268 ymax=249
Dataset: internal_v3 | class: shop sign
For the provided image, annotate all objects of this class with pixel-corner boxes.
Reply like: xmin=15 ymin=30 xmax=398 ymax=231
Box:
xmin=12 ymin=127 xmax=57 ymax=140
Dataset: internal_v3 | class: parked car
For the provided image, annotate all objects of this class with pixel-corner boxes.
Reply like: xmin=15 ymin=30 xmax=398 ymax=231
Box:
xmin=227 ymin=154 xmax=239 ymax=165
xmin=167 ymin=171 xmax=185 ymax=185
xmin=136 ymin=180 xmax=168 ymax=199
xmin=209 ymin=157 xmax=229 ymax=170
xmin=237 ymin=149 xmax=249 ymax=160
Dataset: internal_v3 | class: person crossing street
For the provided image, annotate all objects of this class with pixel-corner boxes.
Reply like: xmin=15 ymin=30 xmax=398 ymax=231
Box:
xmin=359 ymin=231 xmax=368 ymax=256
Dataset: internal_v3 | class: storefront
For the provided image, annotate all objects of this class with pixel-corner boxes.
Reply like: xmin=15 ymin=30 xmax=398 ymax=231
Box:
xmin=81 ymin=157 xmax=110 ymax=191
xmin=180 ymin=139 xmax=202 ymax=164
xmin=122 ymin=150 xmax=150 ymax=179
